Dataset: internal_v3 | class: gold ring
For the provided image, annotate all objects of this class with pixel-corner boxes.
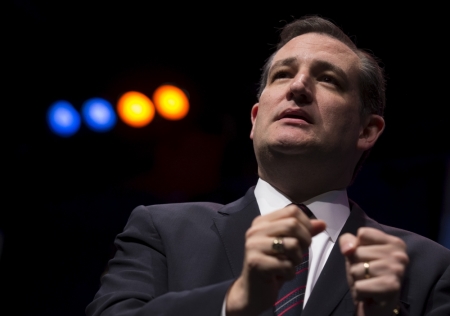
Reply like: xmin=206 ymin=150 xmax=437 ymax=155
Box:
xmin=272 ymin=237 xmax=284 ymax=254
xmin=363 ymin=262 xmax=370 ymax=279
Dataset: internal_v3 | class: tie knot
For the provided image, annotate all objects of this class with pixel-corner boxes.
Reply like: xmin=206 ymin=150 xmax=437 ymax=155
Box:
xmin=296 ymin=203 xmax=316 ymax=219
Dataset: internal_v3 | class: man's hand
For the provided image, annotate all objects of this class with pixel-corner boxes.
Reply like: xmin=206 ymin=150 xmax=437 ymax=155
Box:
xmin=339 ymin=228 xmax=409 ymax=316
xmin=226 ymin=204 xmax=326 ymax=316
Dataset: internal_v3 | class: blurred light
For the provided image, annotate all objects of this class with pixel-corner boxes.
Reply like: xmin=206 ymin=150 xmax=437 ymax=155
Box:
xmin=82 ymin=98 xmax=117 ymax=132
xmin=153 ymin=85 xmax=189 ymax=120
xmin=47 ymin=100 xmax=81 ymax=137
xmin=117 ymin=91 xmax=155 ymax=127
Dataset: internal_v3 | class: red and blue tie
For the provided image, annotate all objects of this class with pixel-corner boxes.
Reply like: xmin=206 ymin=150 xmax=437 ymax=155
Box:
xmin=274 ymin=204 xmax=314 ymax=316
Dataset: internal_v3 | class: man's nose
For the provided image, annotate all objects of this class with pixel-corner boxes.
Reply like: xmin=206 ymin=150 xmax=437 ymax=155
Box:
xmin=288 ymin=74 xmax=313 ymax=104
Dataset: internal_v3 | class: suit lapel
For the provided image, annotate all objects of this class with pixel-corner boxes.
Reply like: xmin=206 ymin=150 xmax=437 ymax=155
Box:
xmin=302 ymin=201 xmax=369 ymax=316
xmin=213 ymin=187 xmax=260 ymax=277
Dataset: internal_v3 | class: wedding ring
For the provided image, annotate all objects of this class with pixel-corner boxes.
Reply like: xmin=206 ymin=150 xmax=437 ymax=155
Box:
xmin=272 ymin=237 xmax=285 ymax=254
xmin=363 ymin=262 xmax=370 ymax=279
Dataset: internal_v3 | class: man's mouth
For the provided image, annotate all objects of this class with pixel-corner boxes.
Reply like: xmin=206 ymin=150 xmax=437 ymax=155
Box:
xmin=277 ymin=109 xmax=313 ymax=124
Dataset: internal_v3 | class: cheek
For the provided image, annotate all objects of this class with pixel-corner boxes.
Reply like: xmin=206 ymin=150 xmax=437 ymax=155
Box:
xmin=319 ymin=100 xmax=361 ymax=135
xmin=252 ymin=106 xmax=277 ymax=144
xmin=254 ymin=102 xmax=274 ymax=126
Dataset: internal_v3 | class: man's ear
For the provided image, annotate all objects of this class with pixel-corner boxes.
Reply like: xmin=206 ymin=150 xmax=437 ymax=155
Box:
xmin=357 ymin=114 xmax=385 ymax=151
xmin=250 ymin=103 xmax=259 ymax=140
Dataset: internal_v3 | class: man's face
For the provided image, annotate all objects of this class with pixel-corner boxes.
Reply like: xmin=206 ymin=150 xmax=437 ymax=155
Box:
xmin=251 ymin=33 xmax=367 ymax=162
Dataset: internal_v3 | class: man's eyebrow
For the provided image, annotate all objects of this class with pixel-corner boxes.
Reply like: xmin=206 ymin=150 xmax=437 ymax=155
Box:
xmin=270 ymin=58 xmax=350 ymax=79
xmin=312 ymin=60 xmax=349 ymax=81
xmin=269 ymin=57 xmax=298 ymax=72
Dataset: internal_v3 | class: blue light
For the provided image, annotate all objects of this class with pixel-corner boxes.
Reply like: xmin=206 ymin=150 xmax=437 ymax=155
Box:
xmin=47 ymin=100 xmax=81 ymax=137
xmin=82 ymin=98 xmax=116 ymax=132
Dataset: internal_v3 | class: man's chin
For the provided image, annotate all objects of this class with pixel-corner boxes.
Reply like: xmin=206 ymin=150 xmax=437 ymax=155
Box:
xmin=266 ymin=141 xmax=316 ymax=156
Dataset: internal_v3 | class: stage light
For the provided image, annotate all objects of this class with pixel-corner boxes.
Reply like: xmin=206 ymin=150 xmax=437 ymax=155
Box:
xmin=47 ymin=100 xmax=81 ymax=137
xmin=153 ymin=85 xmax=189 ymax=120
xmin=117 ymin=91 xmax=155 ymax=127
xmin=82 ymin=98 xmax=117 ymax=132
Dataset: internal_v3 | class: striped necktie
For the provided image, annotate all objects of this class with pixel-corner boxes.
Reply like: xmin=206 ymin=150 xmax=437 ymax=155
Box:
xmin=274 ymin=204 xmax=314 ymax=316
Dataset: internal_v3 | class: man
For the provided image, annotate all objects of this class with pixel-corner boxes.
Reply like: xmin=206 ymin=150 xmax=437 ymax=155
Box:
xmin=86 ymin=16 xmax=450 ymax=316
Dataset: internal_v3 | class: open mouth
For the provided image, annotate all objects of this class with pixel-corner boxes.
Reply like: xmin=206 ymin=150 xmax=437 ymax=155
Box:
xmin=278 ymin=109 xmax=313 ymax=124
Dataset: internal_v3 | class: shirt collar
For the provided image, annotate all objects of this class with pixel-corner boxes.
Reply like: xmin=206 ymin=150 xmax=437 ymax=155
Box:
xmin=254 ymin=178 xmax=350 ymax=242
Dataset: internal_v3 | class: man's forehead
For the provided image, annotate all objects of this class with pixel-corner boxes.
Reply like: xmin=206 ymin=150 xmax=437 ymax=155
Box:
xmin=270 ymin=33 xmax=360 ymax=70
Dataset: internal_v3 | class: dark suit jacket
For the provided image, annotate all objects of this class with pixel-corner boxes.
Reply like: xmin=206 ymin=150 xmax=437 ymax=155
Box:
xmin=86 ymin=187 xmax=450 ymax=316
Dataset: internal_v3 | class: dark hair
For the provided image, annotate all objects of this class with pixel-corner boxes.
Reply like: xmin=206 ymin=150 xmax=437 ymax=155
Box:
xmin=258 ymin=16 xmax=385 ymax=116
xmin=257 ymin=16 xmax=386 ymax=177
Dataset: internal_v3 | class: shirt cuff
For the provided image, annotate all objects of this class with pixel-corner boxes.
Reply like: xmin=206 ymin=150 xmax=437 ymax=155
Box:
xmin=221 ymin=293 xmax=227 ymax=316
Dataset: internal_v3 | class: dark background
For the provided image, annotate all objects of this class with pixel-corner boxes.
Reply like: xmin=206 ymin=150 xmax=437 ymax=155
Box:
xmin=3 ymin=1 xmax=449 ymax=315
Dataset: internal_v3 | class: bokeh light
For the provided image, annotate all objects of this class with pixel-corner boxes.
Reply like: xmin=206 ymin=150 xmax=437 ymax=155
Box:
xmin=47 ymin=100 xmax=81 ymax=137
xmin=117 ymin=91 xmax=155 ymax=128
xmin=82 ymin=98 xmax=117 ymax=132
xmin=153 ymin=85 xmax=189 ymax=120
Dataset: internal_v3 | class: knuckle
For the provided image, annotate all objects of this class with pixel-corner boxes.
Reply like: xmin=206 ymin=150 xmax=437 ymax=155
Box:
xmin=349 ymin=265 xmax=359 ymax=278
xmin=353 ymin=280 xmax=364 ymax=292
xmin=245 ymin=227 xmax=256 ymax=238
xmin=287 ymin=217 xmax=298 ymax=227
xmin=291 ymin=238 xmax=299 ymax=248
xmin=392 ymin=264 xmax=405 ymax=277
xmin=285 ymin=217 xmax=297 ymax=228
xmin=392 ymin=236 xmax=407 ymax=249
xmin=357 ymin=227 xmax=369 ymax=237
xmin=245 ymin=238 xmax=257 ymax=250
xmin=392 ymin=250 xmax=409 ymax=264
xmin=251 ymin=215 xmax=262 ymax=225
xmin=383 ymin=274 xmax=400 ymax=289
xmin=285 ymin=218 xmax=298 ymax=233
xmin=246 ymin=254 xmax=260 ymax=268
xmin=285 ymin=206 xmax=299 ymax=217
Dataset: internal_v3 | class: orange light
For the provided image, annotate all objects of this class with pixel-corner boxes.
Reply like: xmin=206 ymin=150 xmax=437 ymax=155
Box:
xmin=153 ymin=85 xmax=189 ymax=120
xmin=117 ymin=91 xmax=155 ymax=127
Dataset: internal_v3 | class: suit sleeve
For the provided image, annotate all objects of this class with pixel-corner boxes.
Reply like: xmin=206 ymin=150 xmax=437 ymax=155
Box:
xmin=86 ymin=205 xmax=234 ymax=316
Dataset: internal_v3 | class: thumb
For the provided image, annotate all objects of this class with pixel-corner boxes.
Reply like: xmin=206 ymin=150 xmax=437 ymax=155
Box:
xmin=339 ymin=233 xmax=357 ymax=256
xmin=310 ymin=219 xmax=326 ymax=236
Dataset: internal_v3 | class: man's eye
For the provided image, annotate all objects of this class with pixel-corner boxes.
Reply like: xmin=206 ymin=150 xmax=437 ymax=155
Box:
xmin=319 ymin=75 xmax=338 ymax=85
xmin=272 ymin=71 xmax=290 ymax=81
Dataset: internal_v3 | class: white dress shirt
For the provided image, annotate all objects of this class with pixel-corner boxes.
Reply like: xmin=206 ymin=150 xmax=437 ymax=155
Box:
xmin=222 ymin=178 xmax=350 ymax=314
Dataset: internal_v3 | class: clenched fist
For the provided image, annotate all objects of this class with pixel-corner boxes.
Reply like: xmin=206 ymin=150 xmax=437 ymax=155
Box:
xmin=226 ymin=204 xmax=326 ymax=316
xmin=339 ymin=227 xmax=409 ymax=316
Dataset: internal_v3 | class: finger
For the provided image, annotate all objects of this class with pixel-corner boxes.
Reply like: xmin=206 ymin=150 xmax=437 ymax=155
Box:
xmin=310 ymin=219 xmax=326 ymax=236
xmin=357 ymin=228 xmax=406 ymax=250
xmin=247 ymin=236 xmax=304 ymax=264
xmin=350 ymin=245 xmax=410 ymax=264
xmin=260 ymin=219 xmax=312 ymax=255
xmin=352 ymin=275 xmax=401 ymax=304
xmin=339 ymin=233 xmax=358 ymax=256
xmin=247 ymin=217 xmax=313 ymax=250
xmin=254 ymin=204 xmax=312 ymax=229
xmin=245 ymin=250 xmax=297 ymax=282
xmin=349 ymin=259 xmax=407 ymax=282
xmin=349 ymin=261 xmax=372 ymax=281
